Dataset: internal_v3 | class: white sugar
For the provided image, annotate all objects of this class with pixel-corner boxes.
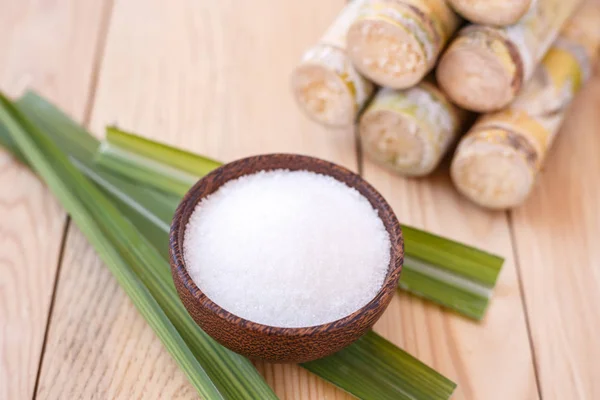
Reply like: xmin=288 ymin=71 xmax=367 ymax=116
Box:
xmin=183 ymin=169 xmax=390 ymax=328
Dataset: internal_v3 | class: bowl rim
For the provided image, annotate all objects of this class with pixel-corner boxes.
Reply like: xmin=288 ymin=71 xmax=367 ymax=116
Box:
xmin=169 ymin=153 xmax=403 ymax=337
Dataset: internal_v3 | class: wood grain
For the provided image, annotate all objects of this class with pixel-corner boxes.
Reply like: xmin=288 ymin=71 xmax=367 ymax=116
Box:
xmin=510 ymin=73 xmax=600 ymax=400
xmin=88 ymin=0 xmax=357 ymax=169
xmin=39 ymin=0 xmax=356 ymax=398
xmin=0 ymin=0 xmax=109 ymax=398
xmin=36 ymin=229 xmax=196 ymax=399
xmin=364 ymin=164 xmax=540 ymax=400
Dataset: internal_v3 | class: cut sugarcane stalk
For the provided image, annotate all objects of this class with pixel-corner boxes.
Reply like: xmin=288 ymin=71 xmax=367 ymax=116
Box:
xmin=346 ymin=0 xmax=461 ymax=88
xmin=359 ymin=82 xmax=469 ymax=177
xmin=96 ymin=127 xmax=503 ymax=319
xmin=451 ymin=1 xmax=600 ymax=209
xmin=1 ymin=91 xmax=457 ymax=400
xmin=447 ymin=0 xmax=532 ymax=26
xmin=291 ymin=0 xmax=374 ymax=128
xmin=437 ymin=0 xmax=582 ymax=112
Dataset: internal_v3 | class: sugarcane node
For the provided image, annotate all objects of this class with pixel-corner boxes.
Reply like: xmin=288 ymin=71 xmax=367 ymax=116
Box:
xmin=404 ymin=3 xmax=441 ymax=49
xmin=470 ymin=25 xmax=525 ymax=94
xmin=504 ymin=129 xmax=539 ymax=167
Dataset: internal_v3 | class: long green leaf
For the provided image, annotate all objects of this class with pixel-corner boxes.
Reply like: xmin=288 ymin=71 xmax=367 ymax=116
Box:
xmin=304 ymin=331 xmax=456 ymax=400
xmin=89 ymin=150 xmax=459 ymax=400
xmin=91 ymin=143 xmax=460 ymax=400
xmin=96 ymin=127 xmax=504 ymax=320
xmin=0 ymin=120 xmax=25 ymax=162
xmin=2 ymin=92 xmax=277 ymax=400
xmin=4 ymin=91 xmax=458 ymax=400
xmin=105 ymin=125 xmax=222 ymax=176
xmin=94 ymin=126 xmax=220 ymax=197
xmin=96 ymin=139 xmax=196 ymax=197
xmin=402 ymin=226 xmax=502 ymax=288
xmin=0 ymin=94 xmax=224 ymax=399
xmin=18 ymin=92 xmax=98 ymax=156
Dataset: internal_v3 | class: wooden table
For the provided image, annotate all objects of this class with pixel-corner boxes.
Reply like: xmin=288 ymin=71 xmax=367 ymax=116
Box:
xmin=1 ymin=1 xmax=598 ymax=399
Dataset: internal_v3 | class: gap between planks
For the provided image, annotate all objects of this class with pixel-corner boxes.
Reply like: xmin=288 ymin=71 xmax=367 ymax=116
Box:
xmin=507 ymin=212 xmax=544 ymax=400
xmin=32 ymin=219 xmax=72 ymax=400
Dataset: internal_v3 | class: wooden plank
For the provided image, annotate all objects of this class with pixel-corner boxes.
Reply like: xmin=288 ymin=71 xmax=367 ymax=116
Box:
xmin=87 ymin=0 xmax=357 ymax=168
xmin=35 ymin=230 xmax=196 ymax=399
xmin=364 ymin=163 xmax=540 ymax=399
xmin=39 ymin=0 xmax=355 ymax=398
xmin=0 ymin=1 xmax=110 ymax=399
xmin=510 ymin=73 xmax=600 ymax=399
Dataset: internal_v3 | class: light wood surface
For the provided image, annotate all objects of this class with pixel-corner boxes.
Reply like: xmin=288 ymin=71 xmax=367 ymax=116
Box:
xmin=511 ymin=77 xmax=600 ymax=400
xmin=0 ymin=0 xmax=110 ymax=398
xmin=36 ymin=228 xmax=195 ymax=399
xmin=2 ymin=0 xmax=599 ymax=399
xmin=366 ymin=166 xmax=539 ymax=400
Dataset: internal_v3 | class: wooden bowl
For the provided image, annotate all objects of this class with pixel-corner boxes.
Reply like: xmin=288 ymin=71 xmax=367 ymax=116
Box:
xmin=169 ymin=154 xmax=403 ymax=363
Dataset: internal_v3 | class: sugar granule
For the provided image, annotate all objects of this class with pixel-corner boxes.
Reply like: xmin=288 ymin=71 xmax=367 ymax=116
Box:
xmin=183 ymin=169 xmax=391 ymax=328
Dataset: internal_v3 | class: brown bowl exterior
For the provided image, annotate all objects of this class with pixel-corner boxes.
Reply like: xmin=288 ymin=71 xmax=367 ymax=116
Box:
xmin=169 ymin=154 xmax=403 ymax=363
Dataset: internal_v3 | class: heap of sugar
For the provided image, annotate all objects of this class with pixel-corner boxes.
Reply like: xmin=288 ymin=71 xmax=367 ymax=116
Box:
xmin=183 ymin=169 xmax=391 ymax=328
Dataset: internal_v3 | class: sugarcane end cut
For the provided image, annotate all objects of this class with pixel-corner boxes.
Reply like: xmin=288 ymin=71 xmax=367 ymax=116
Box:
xmin=347 ymin=18 xmax=427 ymax=89
xmin=359 ymin=107 xmax=436 ymax=177
xmin=291 ymin=62 xmax=356 ymax=128
xmin=437 ymin=37 xmax=515 ymax=112
xmin=451 ymin=131 xmax=536 ymax=209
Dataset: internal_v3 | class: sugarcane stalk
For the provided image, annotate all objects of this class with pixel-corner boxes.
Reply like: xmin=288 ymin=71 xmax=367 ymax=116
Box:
xmin=450 ymin=1 xmax=600 ymax=209
xmin=447 ymin=0 xmax=533 ymax=26
xmin=291 ymin=0 xmax=375 ymax=128
xmin=359 ymin=81 xmax=468 ymax=176
xmin=346 ymin=0 xmax=461 ymax=89
xmin=437 ymin=0 xmax=582 ymax=112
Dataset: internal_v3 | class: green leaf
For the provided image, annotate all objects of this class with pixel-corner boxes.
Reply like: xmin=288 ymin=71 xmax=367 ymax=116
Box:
xmin=400 ymin=227 xmax=503 ymax=320
xmin=18 ymin=91 xmax=99 ymax=156
xmin=94 ymin=126 xmax=220 ymax=197
xmin=1 ymin=92 xmax=277 ymax=400
xmin=82 ymin=161 xmax=458 ymax=400
xmin=74 ymin=159 xmax=174 ymax=257
xmin=402 ymin=226 xmax=503 ymax=288
xmin=4 ymin=92 xmax=457 ymax=400
xmin=0 ymin=94 xmax=224 ymax=399
xmin=0 ymin=120 xmax=25 ymax=162
xmin=93 ymin=138 xmax=460 ymax=400
xmin=95 ymin=128 xmax=203 ymax=197
xmin=303 ymin=331 xmax=456 ymax=400
xmin=399 ymin=258 xmax=489 ymax=320
xmin=105 ymin=125 xmax=221 ymax=176
xmin=95 ymin=127 xmax=504 ymax=320
xmin=96 ymin=138 xmax=196 ymax=197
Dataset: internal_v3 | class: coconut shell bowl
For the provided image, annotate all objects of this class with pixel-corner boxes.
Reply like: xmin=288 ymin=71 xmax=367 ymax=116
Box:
xmin=169 ymin=154 xmax=403 ymax=363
